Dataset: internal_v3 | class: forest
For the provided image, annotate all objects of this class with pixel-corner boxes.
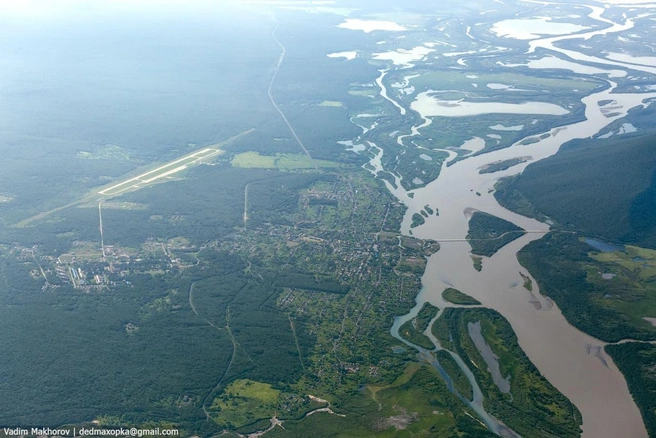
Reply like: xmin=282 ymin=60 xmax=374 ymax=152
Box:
xmin=496 ymin=132 xmax=656 ymax=249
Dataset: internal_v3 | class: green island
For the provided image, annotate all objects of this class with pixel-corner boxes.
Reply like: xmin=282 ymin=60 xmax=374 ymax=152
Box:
xmin=415 ymin=302 xmax=440 ymax=332
xmin=410 ymin=213 xmax=426 ymax=228
xmin=471 ymin=256 xmax=483 ymax=272
xmin=436 ymin=350 xmax=473 ymax=401
xmin=479 ymin=157 xmax=530 ymax=174
xmin=398 ymin=302 xmax=439 ymax=350
xmin=467 ymin=212 xmax=526 ymax=257
xmin=432 ymin=312 xmax=454 ymax=351
xmin=442 ymin=287 xmax=482 ymax=305
xmin=399 ymin=320 xmax=435 ymax=351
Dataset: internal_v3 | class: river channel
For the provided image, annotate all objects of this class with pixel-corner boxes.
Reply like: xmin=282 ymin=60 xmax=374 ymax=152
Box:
xmin=345 ymin=2 xmax=656 ymax=437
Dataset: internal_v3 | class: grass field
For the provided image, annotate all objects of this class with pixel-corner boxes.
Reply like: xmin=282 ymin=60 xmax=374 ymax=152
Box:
xmin=210 ymin=379 xmax=281 ymax=429
xmin=591 ymin=245 xmax=656 ymax=280
xmin=231 ymin=152 xmax=339 ymax=170
xmin=348 ymin=89 xmax=377 ymax=97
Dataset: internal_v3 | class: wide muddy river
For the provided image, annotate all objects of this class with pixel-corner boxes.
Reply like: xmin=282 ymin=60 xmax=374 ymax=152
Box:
xmin=345 ymin=2 xmax=656 ymax=437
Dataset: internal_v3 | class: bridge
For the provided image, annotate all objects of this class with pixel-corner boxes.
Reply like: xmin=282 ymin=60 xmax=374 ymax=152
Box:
xmin=433 ymin=230 xmax=548 ymax=243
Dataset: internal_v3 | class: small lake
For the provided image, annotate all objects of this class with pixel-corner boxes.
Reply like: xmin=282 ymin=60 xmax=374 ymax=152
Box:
xmin=585 ymin=238 xmax=625 ymax=252
xmin=392 ymin=345 xmax=406 ymax=354
xmin=338 ymin=19 xmax=406 ymax=33
xmin=327 ymin=51 xmax=357 ymax=60
xmin=468 ymin=321 xmax=511 ymax=394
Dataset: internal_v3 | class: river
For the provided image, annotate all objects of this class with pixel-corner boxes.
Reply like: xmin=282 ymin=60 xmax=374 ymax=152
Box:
xmin=347 ymin=2 xmax=656 ymax=437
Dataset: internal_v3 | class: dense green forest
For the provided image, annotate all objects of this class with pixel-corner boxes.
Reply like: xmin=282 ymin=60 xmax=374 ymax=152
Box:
xmin=0 ymin=253 xmax=235 ymax=431
xmin=496 ymin=133 xmax=656 ymax=249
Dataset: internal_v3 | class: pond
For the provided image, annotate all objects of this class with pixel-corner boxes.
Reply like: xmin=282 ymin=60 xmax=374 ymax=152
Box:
xmin=585 ymin=238 xmax=625 ymax=252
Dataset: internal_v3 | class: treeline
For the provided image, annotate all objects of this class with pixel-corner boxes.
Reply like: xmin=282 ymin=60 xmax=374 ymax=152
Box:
xmin=274 ymin=269 xmax=348 ymax=294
